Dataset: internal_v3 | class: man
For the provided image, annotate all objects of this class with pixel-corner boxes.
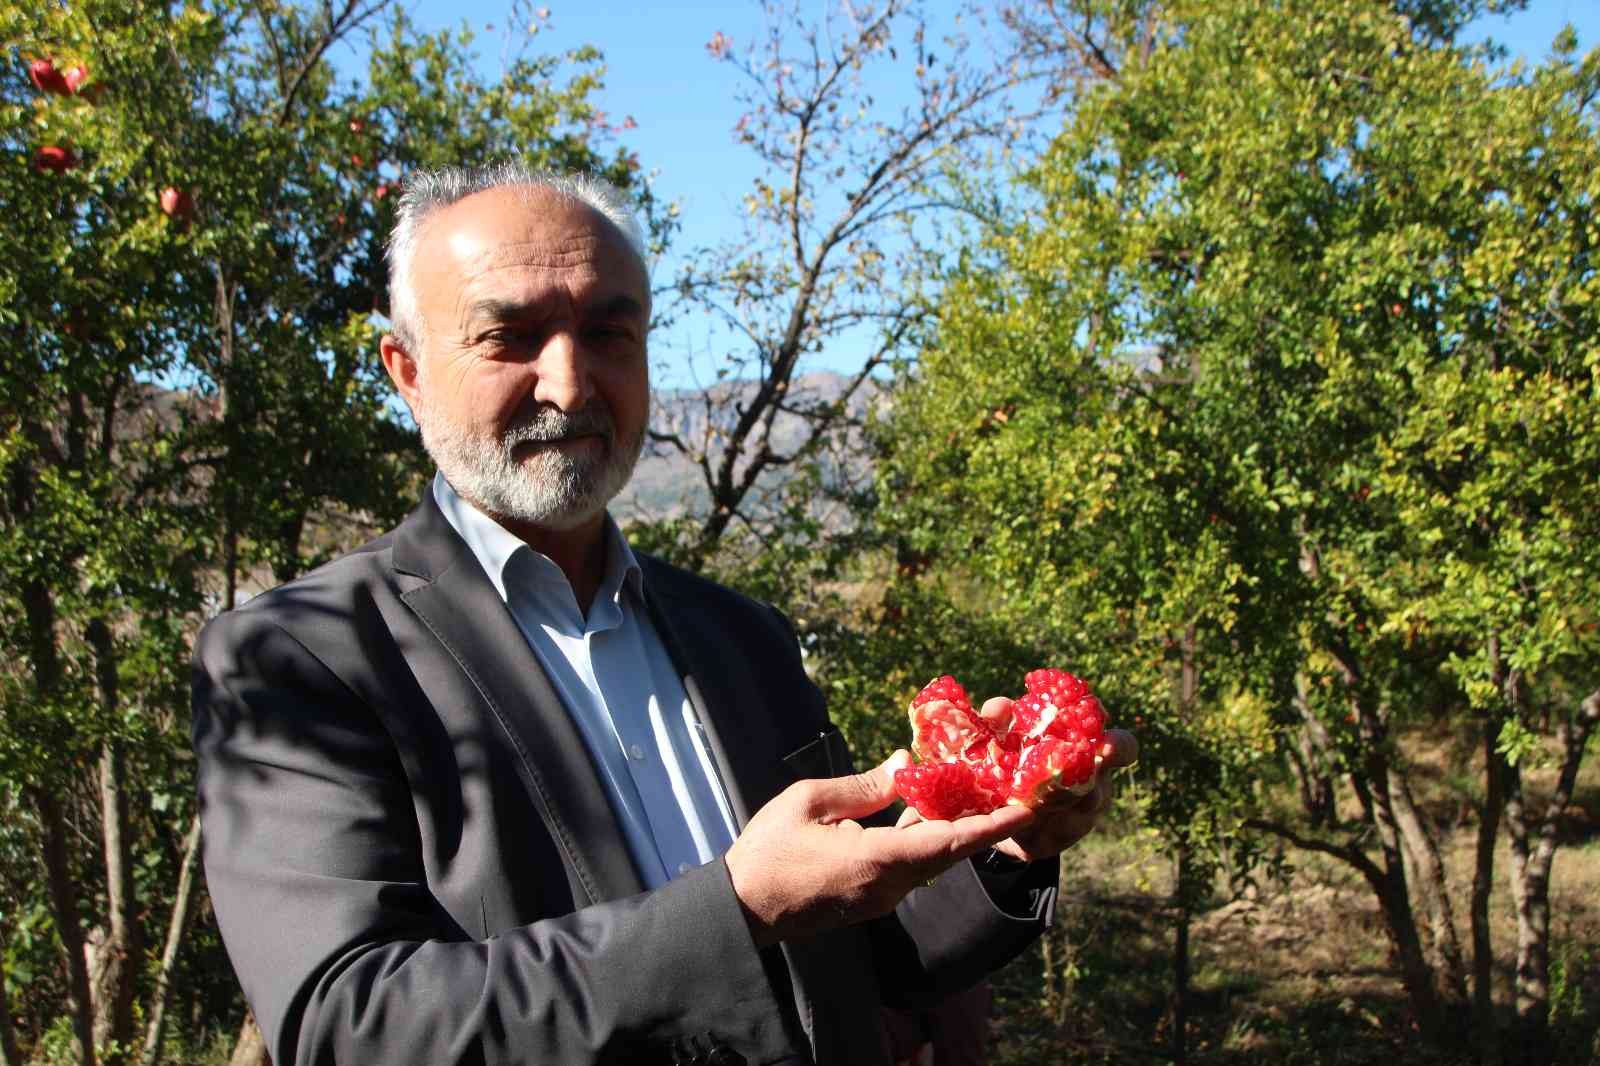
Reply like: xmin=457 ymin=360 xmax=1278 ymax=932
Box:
xmin=192 ymin=162 xmax=1137 ymax=1066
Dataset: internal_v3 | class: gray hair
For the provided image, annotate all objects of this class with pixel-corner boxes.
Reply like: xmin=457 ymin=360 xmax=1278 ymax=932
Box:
xmin=385 ymin=162 xmax=648 ymax=349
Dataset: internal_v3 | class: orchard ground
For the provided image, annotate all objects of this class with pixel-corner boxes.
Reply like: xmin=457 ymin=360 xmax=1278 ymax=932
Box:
xmin=988 ymin=728 xmax=1600 ymax=1065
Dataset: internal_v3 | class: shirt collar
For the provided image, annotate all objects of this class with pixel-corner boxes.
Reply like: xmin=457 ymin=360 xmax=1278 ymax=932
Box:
xmin=432 ymin=471 xmax=645 ymax=609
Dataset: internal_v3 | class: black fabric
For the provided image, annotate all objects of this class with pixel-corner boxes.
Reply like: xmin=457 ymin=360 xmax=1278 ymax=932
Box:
xmin=193 ymin=489 xmax=1055 ymax=1065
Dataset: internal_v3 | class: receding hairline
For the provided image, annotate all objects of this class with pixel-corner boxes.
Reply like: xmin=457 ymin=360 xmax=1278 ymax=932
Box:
xmin=412 ymin=183 xmax=646 ymax=280
xmin=385 ymin=165 xmax=649 ymax=346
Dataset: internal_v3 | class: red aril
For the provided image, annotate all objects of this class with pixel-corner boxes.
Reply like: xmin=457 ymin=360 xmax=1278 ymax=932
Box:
xmin=892 ymin=762 xmax=996 ymax=821
xmin=895 ymin=668 xmax=1108 ymax=819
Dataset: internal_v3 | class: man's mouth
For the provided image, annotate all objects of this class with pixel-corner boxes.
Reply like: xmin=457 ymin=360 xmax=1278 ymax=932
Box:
xmin=511 ymin=432 xmax=606 ymax=454
xmin=504 ymin=406 xmax=614 ymax=452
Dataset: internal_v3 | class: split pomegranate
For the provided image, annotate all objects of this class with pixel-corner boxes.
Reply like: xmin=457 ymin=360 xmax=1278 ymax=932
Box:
xmin=894 ymin=669 xmax=1108 ymax=819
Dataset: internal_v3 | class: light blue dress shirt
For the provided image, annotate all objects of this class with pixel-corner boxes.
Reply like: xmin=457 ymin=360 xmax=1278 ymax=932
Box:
xmin=433 ymin=473 xmax=739 ymax=889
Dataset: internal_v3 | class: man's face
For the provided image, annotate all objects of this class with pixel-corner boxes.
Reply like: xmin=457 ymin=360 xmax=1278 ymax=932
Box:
xmin=388 ymin=185 xmax=650 ymax=531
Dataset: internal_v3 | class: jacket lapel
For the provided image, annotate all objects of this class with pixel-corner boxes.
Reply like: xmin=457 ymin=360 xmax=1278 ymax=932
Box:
xmin=638 ymin=556 xmax=894 ymax=1064
xmin=392 ymin=495 xmax=645 ymax=904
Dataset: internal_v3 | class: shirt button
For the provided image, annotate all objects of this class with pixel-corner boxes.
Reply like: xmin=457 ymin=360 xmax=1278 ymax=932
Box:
xmin=629 ymin=743 xmax=645 ymax=761
xmin=677 ymin=862 xmax=692 ymax=875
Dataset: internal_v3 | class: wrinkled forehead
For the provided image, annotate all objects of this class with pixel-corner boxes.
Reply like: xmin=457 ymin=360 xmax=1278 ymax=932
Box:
xmin=417 ymin=185 xmax=648 ymax=307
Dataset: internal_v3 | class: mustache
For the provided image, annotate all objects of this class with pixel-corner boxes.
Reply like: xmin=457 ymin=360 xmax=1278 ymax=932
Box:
xmin=502 ymin=405 xmax=614 ymax=445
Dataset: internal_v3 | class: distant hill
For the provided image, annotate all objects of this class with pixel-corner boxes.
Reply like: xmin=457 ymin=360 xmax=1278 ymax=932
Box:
xmin=612 ymin=370 xmax=879 ymax=522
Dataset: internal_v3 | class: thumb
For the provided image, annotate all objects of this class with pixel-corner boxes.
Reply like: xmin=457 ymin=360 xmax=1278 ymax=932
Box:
xmin=806 ymin=749 xmax=912 ymax=822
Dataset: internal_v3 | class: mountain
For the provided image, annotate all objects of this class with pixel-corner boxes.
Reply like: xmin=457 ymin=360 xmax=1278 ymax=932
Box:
xmin=612 ymin=370 xmax=880 ymax=521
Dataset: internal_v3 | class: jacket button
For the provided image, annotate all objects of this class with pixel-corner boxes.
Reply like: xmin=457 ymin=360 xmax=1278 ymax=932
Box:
xmin=705 ymin=1048 xmax=746 ymax=1066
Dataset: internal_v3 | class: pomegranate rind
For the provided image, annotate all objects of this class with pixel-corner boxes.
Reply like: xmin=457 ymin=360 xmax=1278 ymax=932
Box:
xmin=908 ymin=697 xmax=990 ymax=764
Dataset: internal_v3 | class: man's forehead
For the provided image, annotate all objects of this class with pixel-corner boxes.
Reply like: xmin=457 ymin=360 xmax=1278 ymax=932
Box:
xmin=445 ymin=228 xmax=613 ymax=275
xmin=423 ymin=186 xmax=640 ymax=286
xmin=425 ymin=188 xmax=636 ymax=299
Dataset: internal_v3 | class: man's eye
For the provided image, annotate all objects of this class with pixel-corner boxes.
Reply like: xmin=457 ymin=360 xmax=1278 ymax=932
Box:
xmin=585 ymin=323 xmax=635 ymax=344
xmin=484 ymin=328 xmax=536 ymax=347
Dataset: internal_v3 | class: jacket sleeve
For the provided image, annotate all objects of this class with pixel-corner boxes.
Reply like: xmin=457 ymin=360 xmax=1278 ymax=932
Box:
xmin=192 ymin=608 xmax=797 ymax=1066
xmin=877 ymin=850 xmax=1059 ymax=1007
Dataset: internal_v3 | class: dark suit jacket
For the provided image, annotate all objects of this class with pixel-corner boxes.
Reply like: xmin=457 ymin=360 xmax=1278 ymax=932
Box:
xmin=192 ymin=492 xmax=1058 ymax=1065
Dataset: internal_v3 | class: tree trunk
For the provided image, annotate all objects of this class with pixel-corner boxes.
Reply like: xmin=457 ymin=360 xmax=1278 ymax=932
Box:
xmin=1167 ymin=631 xmax=1199 ymax=1066
xmin=1039 ymin=926 xmax=1060 ymax=1024
xmin=227 ymin=1012 xmax=269 ymax=1066
xmin=1470 ymin=713 xmax=1504 ymax=1066
xmin=1310 ymin=605 xmax=1445 ymax=1044
xmin=15 ymin=454 xmax=95 ymax=1065
xmin=1388 ymin=763 xmax=1469 ymax=1009
xmin=1172 ymin=900 xmax=1190 ymax=1066
xmin=1290 ymin=673 xmax=1336 ymax=827
xmin=1501 ymin=688 xmax=1600 ymax=1066
xmin=87 ymin=620 xmax=138 ymax=1062
xmin=1244 ymin=810 xmax=1444 ymax=1051
xmin=1503 ymin=761 xmax=1550 ymax=1066
xmin=0 ymin=926 xmax=21 ymax=1066
xmin=1472 ymin=637 xmax=1513 ymax=1066
xmin=1352 ymin=701 xmax=1445 ymax=1044
xmin=139 ymin=813 xmax=204 ymax=1066
xmin=1366 ymin=848 xmax=1442 ymax=1044
xmin=1170 ymin=846 xmax=1196 ymax=1066
xmin=36 ymin=787 xmax=98 ymax=1066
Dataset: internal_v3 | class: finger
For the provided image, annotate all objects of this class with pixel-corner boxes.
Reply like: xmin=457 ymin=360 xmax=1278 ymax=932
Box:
xmin=1032 ymin=782 xmax=1098 ymax=813
xmin=991 ymin=838 xmax=1030 ymax=863
xmin=877 ymin=803 xmax=1034 ymax=865
xmin=978 ymin=695 xmax=1015 ymax=731
xmin=1081 ymin=774 xmax=1113 ymax=816
xmin=1102 ymin=727 xmax=1139 ymax=770
xmin=1054 ymin=770 xmax=1113 ymax=817
xmin=805 ymin=749 xmax=912 ymax=822
xmin=895 ymin=805 xmax=924 ymax=829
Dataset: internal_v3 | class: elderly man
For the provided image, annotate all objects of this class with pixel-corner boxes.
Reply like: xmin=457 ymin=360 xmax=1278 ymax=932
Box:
xmin=192 ymin=162 xmax=1136 ymax=1066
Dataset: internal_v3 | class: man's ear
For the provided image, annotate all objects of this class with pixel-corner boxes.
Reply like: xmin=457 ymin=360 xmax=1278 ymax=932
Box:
xmin=379 ymin=333 xmax=423 ymax=414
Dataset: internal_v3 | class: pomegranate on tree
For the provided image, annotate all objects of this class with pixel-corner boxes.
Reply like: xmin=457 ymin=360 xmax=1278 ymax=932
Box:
xmin=894 ymin=669 xmax=1110 ymax=820
xmin=160 ymin=186 xmax=195 ymax=220
xmin=29 ymin=58 xmax=70 ymax=96
xmin=34 ymin=145 xmax=78 ymax=174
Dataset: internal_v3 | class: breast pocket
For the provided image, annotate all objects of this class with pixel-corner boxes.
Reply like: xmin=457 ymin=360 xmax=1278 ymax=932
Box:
xmin=780 ymin=727 xmax=856 ymax=781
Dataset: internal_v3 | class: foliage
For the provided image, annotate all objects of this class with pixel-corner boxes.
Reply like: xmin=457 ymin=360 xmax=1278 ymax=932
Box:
xmin=0 ymin=2 xmax=635 ymax=1061
xmin=879 ymin=0 xmax=1598 ymax=1058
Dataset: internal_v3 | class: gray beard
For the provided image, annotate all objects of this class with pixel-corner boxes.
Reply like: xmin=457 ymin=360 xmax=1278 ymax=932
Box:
xmin=418 ymin=400 xmax=642 ymax=531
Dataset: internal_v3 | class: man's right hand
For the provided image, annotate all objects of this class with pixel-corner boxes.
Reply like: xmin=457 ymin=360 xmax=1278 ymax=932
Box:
xmin=722 ymin=750 xmax=1035 ymax=948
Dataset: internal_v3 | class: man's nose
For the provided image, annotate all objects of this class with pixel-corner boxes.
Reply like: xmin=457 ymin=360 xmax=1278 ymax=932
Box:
xmin=531 ymin=331 xmax=594 ymax=412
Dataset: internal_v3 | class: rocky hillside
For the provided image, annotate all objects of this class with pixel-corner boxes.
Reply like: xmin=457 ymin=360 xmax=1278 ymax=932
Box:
xmin=612 ymin=370 xmax=879 ymax=521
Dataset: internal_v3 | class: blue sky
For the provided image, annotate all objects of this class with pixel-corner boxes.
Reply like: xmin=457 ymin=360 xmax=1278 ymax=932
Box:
xmin=383 ymin=2 xmax=1600 ymax=384
xmin=395 ymin=1 xmax=1598 ymax=227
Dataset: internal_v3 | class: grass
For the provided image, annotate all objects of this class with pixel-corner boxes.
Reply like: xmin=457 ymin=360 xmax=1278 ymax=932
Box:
xmin=982 ymin=742 xmax=1600 ymax=1066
